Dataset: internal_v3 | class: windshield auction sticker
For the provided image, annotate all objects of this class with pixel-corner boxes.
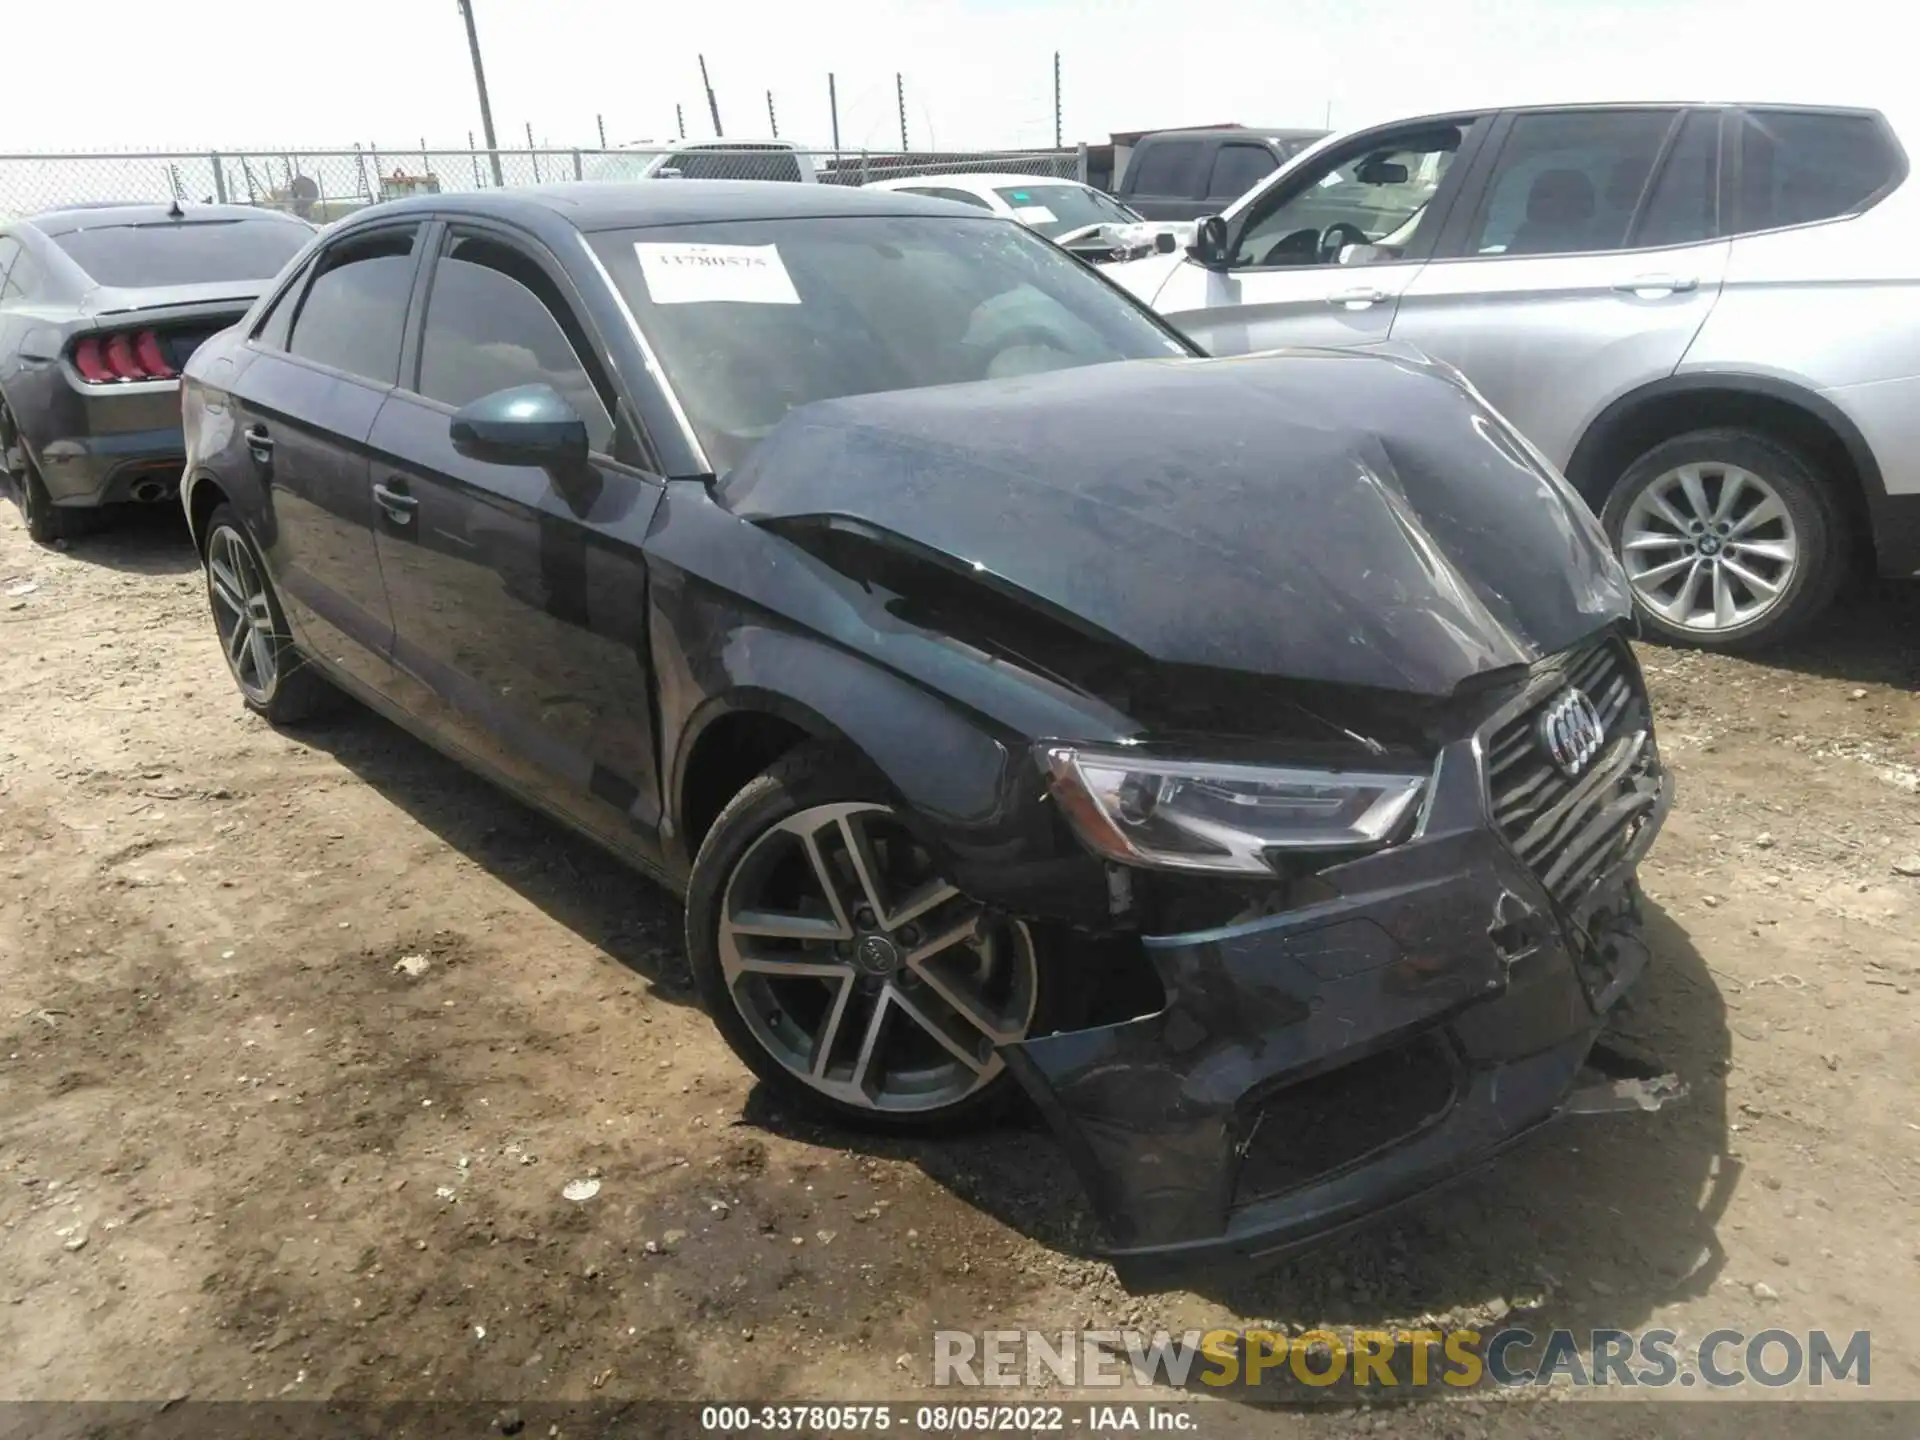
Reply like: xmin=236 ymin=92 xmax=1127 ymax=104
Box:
xmin=635 ymin=242 xmax=800 ymax=305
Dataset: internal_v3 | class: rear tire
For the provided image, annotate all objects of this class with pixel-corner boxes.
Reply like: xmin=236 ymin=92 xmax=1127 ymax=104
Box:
xmin=1601 ymin=428 xmax=1845 ymax=650
xmin=200 ymin=504 xmax=333 ymax=724
xmin=17 ymin=450 xmax=86 ymax=546
xmin=686 ymin=743 xmax=1059 ymax=1134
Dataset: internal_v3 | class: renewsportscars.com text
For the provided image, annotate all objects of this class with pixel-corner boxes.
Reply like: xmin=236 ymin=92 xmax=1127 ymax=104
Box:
xmin=933 ymin=1327 xmax=1871 ymax=1390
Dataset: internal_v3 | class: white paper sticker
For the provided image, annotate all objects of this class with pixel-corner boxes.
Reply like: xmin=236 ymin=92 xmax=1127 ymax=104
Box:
xmin=1011 ymin=205 xmax=1057 ymax=225
xmin=633 ymin=242 xmax=800 ymax=305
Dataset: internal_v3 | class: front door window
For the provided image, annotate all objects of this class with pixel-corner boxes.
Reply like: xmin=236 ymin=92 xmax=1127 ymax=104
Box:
xmin=1232 ymin=123 xmax=1475 ymax=269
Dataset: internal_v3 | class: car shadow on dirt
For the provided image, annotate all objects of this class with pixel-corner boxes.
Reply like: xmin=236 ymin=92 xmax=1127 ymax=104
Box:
xmin=1698 ymin=579 xmax=1919 ymax=689
xmin=295 ymin=704 xmax=696 ymax=1000
xmin=5 ymin=500 xmax=201 ymax=575
xmin=742 ymin=899 xmax=1733 ymax=1355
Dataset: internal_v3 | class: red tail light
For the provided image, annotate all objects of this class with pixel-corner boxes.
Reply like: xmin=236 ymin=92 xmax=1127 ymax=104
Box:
xmin=70 ymin=328 xmax=180 ymax=384
xmin=73 ymin=336 xmax=115 ymax=383
xmin=134 ymin=330 xmax=176 ymax=380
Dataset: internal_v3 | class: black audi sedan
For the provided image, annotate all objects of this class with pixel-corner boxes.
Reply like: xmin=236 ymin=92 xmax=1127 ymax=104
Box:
xmin=0 ymin=203 xmax=315 ymax=542
xmin=179 ymin=181 xmax=1674 ymax=1287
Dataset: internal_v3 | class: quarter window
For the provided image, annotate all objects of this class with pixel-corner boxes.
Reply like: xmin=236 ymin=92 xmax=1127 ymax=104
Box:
xmin=1734 ymin=110 xmax=1900 ymax=232
xmin=287 ymin=227 xmax=419 ymax=384
xmin=1466 ymin=110 xmax=1678 ymax=257
xmin=415 ymin=233 xmax=614 ymax=454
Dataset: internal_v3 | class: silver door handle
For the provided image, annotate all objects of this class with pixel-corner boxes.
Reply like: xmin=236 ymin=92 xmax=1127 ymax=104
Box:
xmin=1327 ymin=287 xmax=1389 ymax=308
xmin=1612 ymin=274 xmax=1698 ymax=295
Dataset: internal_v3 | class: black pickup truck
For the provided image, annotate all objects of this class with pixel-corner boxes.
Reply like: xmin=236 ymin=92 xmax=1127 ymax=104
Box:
xmin=1113 ymin=126 xmax=1327 ymax=221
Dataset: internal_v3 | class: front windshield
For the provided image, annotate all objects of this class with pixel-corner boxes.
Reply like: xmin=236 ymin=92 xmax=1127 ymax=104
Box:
xmin=591 ymin=215 xmax=1192 ymax=472
xmin=989 ymin=184 xmax=1140 ymax=237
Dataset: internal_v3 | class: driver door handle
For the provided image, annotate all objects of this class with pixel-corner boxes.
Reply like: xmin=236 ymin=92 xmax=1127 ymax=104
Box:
xmin=1612 ymin=274 xmax=1698 ymax=296
xmin=1327 ymin=287 xmax=1389 ymax=309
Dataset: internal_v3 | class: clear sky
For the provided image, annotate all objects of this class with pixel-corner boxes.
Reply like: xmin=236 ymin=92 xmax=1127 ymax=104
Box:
xmin=2 ymin=0 xmax=1892 ymax=155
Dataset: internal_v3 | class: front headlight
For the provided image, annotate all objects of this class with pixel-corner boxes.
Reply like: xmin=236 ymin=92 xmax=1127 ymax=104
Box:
xmin=1039 ymin=745 xmax=1428 ymax=875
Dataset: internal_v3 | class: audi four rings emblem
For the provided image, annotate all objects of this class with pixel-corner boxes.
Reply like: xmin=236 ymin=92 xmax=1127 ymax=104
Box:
xmin=1537 ymin=686 xmax=1606 ymax=778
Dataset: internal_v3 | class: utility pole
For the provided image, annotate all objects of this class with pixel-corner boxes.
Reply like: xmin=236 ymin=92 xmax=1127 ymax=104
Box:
xmin=455 ymin=0 xmax=504 ymax=187
xmin=700 ymin=55 xmax=723 ymax=137
xmin=1053 ymin=51 xmax=1062 ymax=148
xmin=676 ymin=104 xmax=686 ymax=140
xmin=596 ymin=113 xmax=607 ymax=148
xmin=827 ymin=73 xmax=840 ymax=152
xmin=896 ymin=73 xmax=908 ymax=151
xmin=767 ymin=91 xmax=778 ymax=138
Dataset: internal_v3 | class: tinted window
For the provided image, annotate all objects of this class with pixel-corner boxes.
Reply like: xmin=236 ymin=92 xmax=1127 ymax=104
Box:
xmin=1634 ymin=111 xmax=1720 ymax=248
xmin=416 ymin=234 xmax=614 ymax=453
xmin=48 ymin=218 xmax=310 ymax=287
xmin=922 ymin=187 xmax=996 ymax=210
xmin=592 ymin=215 xmax=1190 ymax=470
xmin=1735 ymin=110 xmax=1899 ymax=232
xmin=252 ymin=260 xmax=312 ymax=350
xmin=287 ymin=228 xmax=418 ymax=384
xmin=1466 ymin=110 xmax=1678 ymax=257
xmin=7 ymin=250 xmax=46 ymax=301
xmin=1207 ymin=143 xmax=1277 ymax=201
xmin=0 ymin=237 xmax=20 ymax=300
xmin=1126 ymin=139 xmax=1202 ymax=196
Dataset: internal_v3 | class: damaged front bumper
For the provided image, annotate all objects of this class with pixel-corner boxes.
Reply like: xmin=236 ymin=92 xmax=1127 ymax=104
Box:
xmin=1000 ymin=636 xmax=1679 ymax=1290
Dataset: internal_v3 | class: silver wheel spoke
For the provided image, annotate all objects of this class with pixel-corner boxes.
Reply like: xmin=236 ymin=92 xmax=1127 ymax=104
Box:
xmin=1675 ymin=466 xmax=1713 ymax=527
xmin=1720 ymin=555 xmax=1782 ymax=597
xmin=889 ymin=986 xmax=988 ymax=1074
xmin=837 ymin=813 xmax=891 ymax=922
xmin=796 ymin=828 xmax=854 ymax=937
xmin=905 ymin=913 xmax=979 ymax=965
xmin=1729 ymin=538 xmax=1793 ymax=563
xmin=1645 ymin=489 xmax=1695 ymax=536
xmin=1653 ymin=559 xmax=1705 ymax=621
xmin=1710 ymin=471 xmax=1749 ymax=524
xmin=730 ymin=954 xmax=854 ymax=981
xmin=849 ymin=990 xmax=893 ymax=1095
xmin=728 ymin=908 xmax=846 ymax=941
xmin=809 ymin=976 xmax=855 ymax=1078
xmin=886 ymin=877 xmax=960 ymax=929
xmin=209 ymin=558 xmax=246 ymax=615
xmin=246 ymin=625 xmax=275 ymax=689
xmin=1711 ymin=563 xmax=1737 ymax=628
xmin=225 ymin=611 xmax=251 ymax=667
xmin=907 ymin=957 xmax=1020 ymax=1046
xmin=1632 ymin=553 xmax=1696 ymax=587
xmin=1729 ymin=496 xmax=1787 ymax=538
xmin=1622 ymin=532 xmax=1687 ymax=553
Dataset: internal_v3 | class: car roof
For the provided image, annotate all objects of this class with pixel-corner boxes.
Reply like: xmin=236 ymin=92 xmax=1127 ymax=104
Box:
xmin=344 ymin=180 xmax=989 ymax=232
xmin=865 ymin=173 xmax=1094 ymax=192
xmin=1136 ymin=127 xmax=1328 ymax=144
xmin=22 ymin=202 xmax=307 ymax=236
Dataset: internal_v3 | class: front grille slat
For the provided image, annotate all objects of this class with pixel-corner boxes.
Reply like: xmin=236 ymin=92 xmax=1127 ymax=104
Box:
xmin=1483 ymin=637 xmax=1659 ymax=910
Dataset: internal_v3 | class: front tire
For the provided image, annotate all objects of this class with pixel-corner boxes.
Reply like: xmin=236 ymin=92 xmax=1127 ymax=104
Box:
xmin=1602 ymin=428 xmax=1844 ymax=649
xmin=686 ymin=744 xmax=1052 ymax=1133
xmin=201 ymin=505 xmax=333 ymax=724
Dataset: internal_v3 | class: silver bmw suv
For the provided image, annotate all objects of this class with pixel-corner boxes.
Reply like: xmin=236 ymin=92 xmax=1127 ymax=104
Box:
xmin=1109 ymin=101 xmax=1920 ymax=649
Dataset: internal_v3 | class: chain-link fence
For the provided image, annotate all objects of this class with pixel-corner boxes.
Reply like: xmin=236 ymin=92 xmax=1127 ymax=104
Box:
xmin=0 ymin=145 xmax=1085 ymax=223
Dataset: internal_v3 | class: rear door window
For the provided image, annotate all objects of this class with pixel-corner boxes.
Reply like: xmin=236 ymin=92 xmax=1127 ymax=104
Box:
xmin=1732 ymin=109 xmax=1902 ymax=232
xmin=414 ymin=231 xmax=615 ymax=453
xmin=1632 ymin=110 xmax=1721 ymax=248
xmin=1126 ymin=139 xmax=1203 ymax=197
xmin=47 ymin=218 xmax=311 ymax=287
xmin=1464 ymin=109 xmax=1680 ymax=256
xmin=672 ymin=146 xmax=803 ymax=182
xmin=286 ymin=226 xmax=421 ymax=385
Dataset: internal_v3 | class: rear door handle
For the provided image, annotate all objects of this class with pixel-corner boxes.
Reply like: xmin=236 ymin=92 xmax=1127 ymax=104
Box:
xmin=1612 ymin=274 xmax=1698 ymax=296
xmin=1327 ymin=287 xmax=1389 ymax=309
xmin=243 ymin=424 xmax=273 ymax=464
xmin=373 ymin=480 xmax=418 ymax=525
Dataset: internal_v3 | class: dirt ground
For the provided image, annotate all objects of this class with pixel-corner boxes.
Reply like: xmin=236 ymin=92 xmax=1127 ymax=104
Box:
xmin=2 ymin=500 xmax=1918 ymax=1434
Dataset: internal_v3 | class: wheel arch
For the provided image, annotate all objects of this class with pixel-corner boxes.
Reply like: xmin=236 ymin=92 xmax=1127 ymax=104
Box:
xmin=1564 ymin=373 xmax=1882 ymax=566
xmin=182 ymin=472 xmax=231 ymax=553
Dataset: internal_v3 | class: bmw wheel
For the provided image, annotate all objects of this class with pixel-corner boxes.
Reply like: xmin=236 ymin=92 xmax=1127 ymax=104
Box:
xmin=1603 ymin=428 xmax=1844 ymax=650
xmin=686 ymin=744 xmax=1052 ymax=1131
xmin=201 ymin=504 xmax=332 ymax=724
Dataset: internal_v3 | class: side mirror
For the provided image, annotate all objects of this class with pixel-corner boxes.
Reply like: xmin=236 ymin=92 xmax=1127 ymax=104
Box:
xmin=449 ymin=385 xmax=590 ymax=470
xmin=1153 ymin=230 xmax=1178 ymax=255
xmin=1186 ymin=214 xmax=1231 ymax=270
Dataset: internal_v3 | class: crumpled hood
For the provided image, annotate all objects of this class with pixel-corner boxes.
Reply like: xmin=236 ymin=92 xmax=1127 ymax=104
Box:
xmin=716 ymin=349 xmax=1631 ymax=697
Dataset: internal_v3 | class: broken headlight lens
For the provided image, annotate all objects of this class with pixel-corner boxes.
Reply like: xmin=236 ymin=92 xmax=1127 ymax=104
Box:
xmin=1039 ymin=745 xmax=1427 ymax=875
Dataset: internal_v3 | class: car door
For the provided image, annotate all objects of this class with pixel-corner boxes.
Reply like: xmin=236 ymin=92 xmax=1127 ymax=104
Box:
xmin=1150 ymin=116 xmax=1486 ymax=355
xmin=227 ymin=222 xmax=424 ymax=695
xmin=367 ymin=222 xmax=668 ymax=858
xmin=1390 ymin=107 xmax=1731 ymax=469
